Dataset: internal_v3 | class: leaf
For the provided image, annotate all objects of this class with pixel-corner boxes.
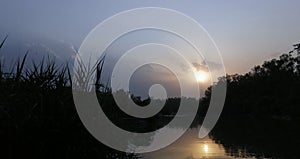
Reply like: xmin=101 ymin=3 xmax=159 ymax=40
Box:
xmin=0 ymin=35 xmax=8 ymax=50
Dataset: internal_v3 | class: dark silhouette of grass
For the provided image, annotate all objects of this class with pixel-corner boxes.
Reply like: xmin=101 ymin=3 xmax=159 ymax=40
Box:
xmin=0 ymin=36 xmax=140 ymax=159
xmin=0 ymin=35 xmax=7 ymax=49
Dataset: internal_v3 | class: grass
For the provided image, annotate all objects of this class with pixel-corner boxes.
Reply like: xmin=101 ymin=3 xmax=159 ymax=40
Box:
xmin=0 ymin=36 xmax=139 ymax=159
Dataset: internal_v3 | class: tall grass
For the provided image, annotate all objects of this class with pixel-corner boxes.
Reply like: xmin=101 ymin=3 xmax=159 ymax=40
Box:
xmin=0 ymin=35 xmax=111 ymax=130
xmin=0 ymin=53 xmax=71 ymax=129
xmin=0 ymin=35 xmax=7 ymax=49
xmin=72 ymin=55 xmax=105 ymax=92
xmin=0 ymin=36 xmax=138 ymax=159
xmin=0 ymin=35 xmax=8 ymax=80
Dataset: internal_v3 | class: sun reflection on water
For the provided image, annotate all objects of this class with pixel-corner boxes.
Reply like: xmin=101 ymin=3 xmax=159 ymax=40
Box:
xmin=203 ymin=144 xmax=208 ymax=153
xmin=141 ymin=128 xmax=256 ymax=159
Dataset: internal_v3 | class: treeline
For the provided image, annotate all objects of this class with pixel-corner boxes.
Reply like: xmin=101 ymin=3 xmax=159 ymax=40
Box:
xmin=204 ymin=43 xmax=300 ymax=159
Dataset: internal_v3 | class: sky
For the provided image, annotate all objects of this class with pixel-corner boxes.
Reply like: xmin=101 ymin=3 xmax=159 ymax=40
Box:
xmin=1 ymin=0 xmax=300 ymax=75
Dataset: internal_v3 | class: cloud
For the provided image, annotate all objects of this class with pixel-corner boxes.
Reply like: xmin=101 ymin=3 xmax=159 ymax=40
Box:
xmin=192 ymin=62 xmax=207 ymax=71
xmin=192 ymin=61 xmax=223 ymax=72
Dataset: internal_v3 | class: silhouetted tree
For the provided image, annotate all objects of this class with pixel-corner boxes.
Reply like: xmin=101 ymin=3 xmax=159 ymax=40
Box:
xmin=202 ymin=43 xmax=300 ymax=159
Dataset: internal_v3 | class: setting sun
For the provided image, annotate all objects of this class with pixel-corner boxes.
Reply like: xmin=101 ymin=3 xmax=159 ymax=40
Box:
xmin=195 ymin=70 xmax=209 ymax=83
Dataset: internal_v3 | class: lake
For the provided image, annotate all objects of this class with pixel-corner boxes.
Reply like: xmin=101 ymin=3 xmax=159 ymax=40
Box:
xmin=141 ymin=127 xmax=259 ymax=159
xmin=117 ymin=116 xmax=272 ymax=159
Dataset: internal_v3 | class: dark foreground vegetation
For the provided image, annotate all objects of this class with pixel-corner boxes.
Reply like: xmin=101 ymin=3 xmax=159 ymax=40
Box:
xmin=1 ymin=34 xmax=300 ymax=159
xmin=0 ymin=36 xmax=140 ymax=159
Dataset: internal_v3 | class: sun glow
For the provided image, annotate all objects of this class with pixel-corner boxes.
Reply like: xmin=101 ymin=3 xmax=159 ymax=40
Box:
xmin=195 ymin=70 xmax=209 ymax=83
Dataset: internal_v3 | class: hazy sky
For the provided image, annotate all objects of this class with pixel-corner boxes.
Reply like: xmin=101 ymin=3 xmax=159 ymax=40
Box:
xmin=1 ymin=0 xmax=300 ymax=74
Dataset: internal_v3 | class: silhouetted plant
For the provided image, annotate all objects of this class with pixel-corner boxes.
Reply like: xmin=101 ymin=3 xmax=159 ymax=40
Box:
xmin=0 ymin=37 xmax=140 ymax=159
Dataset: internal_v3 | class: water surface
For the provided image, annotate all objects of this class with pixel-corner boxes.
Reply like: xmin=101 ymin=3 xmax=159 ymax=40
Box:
xmin=141 ymin=128 xmax=259 ymax=159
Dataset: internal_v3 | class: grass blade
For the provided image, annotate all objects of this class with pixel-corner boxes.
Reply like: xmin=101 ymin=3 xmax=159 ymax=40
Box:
xmin=0 ymin=35 xmax=8 ymax=50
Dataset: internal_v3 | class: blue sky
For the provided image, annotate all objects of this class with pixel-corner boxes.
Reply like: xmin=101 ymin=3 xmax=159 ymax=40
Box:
xmin=1 ymin=0 xmax=300 ymax=73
